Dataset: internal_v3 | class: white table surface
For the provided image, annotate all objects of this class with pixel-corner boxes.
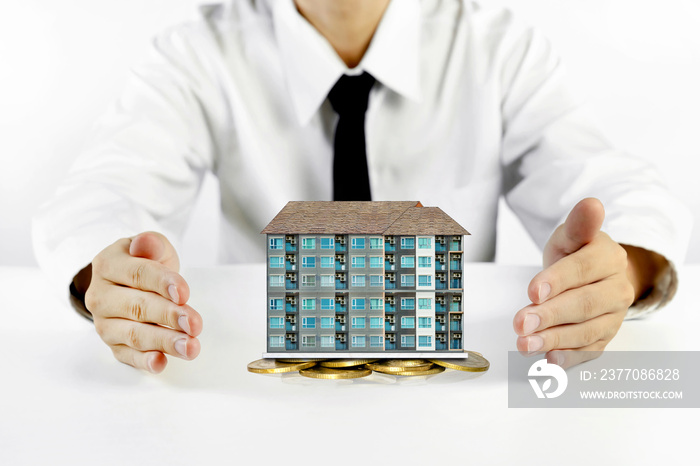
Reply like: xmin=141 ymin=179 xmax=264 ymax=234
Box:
xmin=1 ymin=263 xmax=698 ymax=466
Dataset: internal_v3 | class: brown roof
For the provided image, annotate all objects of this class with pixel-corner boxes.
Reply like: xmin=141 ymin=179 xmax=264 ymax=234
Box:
xmin=261 ymin=201 xmax=470 ymax=236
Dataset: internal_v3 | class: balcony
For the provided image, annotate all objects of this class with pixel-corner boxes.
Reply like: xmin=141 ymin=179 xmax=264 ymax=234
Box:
xmin=450 ymin=260 xmax=461 ymax=270
xmin=335 ymin=279 xmax=347 ymax=290
xmin=384 ymin=340 xmax=396 ymax=351
xmin=285 ymin=243 xmax=296 ymax=253
xmin=384 ymin=242 xmax=396 ymax=252
xmin=286 ymin=262 xmax=296 ymax=271
xmin=285 ymin=322 xmax=296 ymax=331
xmin=450 ymin=240 xmax=461 ymax=251
xmin=335 ymin=340 xmax=348 ymax=351
xmin=436 ymin=281 xmax=447 ymax=290
xmin=385 ymin=322 xmax=395 ymax=332
xmin=435 ymin=322 xmax=446 ymax=332
xmin=285 ymin=341 xmax=298 ymax=351
xmin=450 ymin=339 xmax=462 ymax=350
xmin=385 ymin=280 xmax=396 ymax=290
xmin=285 ymin=302 xmax=296 ymax=313
xmin=435 ymin=242 xmax=446 ymax=252
xmin=335 ymin=262 xmax=346 ymax=271
xmin=451 ymin=279 xmax=462 ymax=289
xmin=385 ymin=303 xmax=395 ymax=313
xmin=285 ymin=279 xmax=298 ymax=290
xmin=436 ymin=338 xmax=447 ymax=351
xmin=335 ymin=322 xmax=346 ymax=332
xmin=335 ymin=242 xmax=346 ymax=253
xmin=450 ymin=321 xmax=462 ymax=332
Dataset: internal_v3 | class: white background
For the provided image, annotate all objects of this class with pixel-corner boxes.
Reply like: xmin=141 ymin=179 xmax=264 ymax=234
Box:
xmin=1 ymin=0 xmax=699 ymax=267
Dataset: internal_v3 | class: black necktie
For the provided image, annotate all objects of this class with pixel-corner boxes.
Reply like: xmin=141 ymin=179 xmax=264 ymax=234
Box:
xmin=328 ymin=72 xmax=376 ymax=201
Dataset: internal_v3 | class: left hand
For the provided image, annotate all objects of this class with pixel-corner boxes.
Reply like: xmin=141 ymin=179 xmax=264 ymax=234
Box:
xmin=512 ymin=198 xmax=636 ymax=368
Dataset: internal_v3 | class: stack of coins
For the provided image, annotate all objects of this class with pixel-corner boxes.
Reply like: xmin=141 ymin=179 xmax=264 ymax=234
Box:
xmin=247 ymin=352 xmax=489 ymax=380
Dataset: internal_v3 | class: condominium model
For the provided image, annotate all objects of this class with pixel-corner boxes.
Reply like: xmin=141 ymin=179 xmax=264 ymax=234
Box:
xmin=261 ymin=201 xmax=469 ymax=355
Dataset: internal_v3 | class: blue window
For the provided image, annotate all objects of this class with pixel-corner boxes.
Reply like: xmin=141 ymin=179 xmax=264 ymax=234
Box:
xmin=370 ymin=275 xmax=383 ymax=287
xmin=269 ymin=317 xmax=284 ymax=329
xmin=320 ymin=256 xmax=334 ymax=268
xmin=401 ymin=238 xmax=415 ymax=249
xmin=351 ymin=238 xmax=366 ymax=249
xmin=369 ymin=256 xmax=383 ymax=268
xmin=269 ymin=238 xmax=283 ymax=250
xmin=320 ymin=237 xmax=334 ymax=249
xmin=401 ymin=275 xmax=415 ymax=287
xmin=352 ymin=317 xmax=366 ymax=329
xmin=418 ymin=237 xmax=432 ymax=249
xmin=351 ymin=275 xmax=366 ymax=287
xmin=321 ymin=299 xmax=335 ymax=310
xmin=370 ymin=298 xmax=383 ymax=310
xmin=269 ymin=299 xmax=283 ymax=310
xmin=401 ymin=256 xmax=415 ymax=268
xmin=269 ymin=256 xmax=284 ymax=268
xmin=418 ymin=275 xmax=432 ymax=287
xmin=418 ymin=317 xmax=432 ymax=328
xmin=401 ymin=298 xmax=415 ymax=310
xmin=401 ymin=335 xmax=415 ymax=347
xmin=370 ymin=336 xmax=383 ymax=347
xmin=302 ymin=299 xmax=315 ymax=310
xmin=418 ymin=298 xmax=431 ymax=310
xmin=418 ymin=256 xmax=432 ymax=268
xmin=302 ymin=317 xmax=316 ymax=329
xmin=269 ymin=275 xmax=284 ymax=287
xmin=369 ymin=237 xmax=383 ymax=249
xmin=370 ymin=317 xmax=382 ymax=329
xmin=351 ymin=298 xmax=365 ymax=310
xmin=351 ymin=256 xmax=366 ymax=268
xmin=401 ymin=317 xmax=415 ymax=329
xmin=352 ymin=336 xmax=366 ymax=347
xmin=302 ymin=238 xmax=315 ymax=249
xmin=302 ymin=256 xmax=316 ymax=268
xmin=321 ymin=336 xmax=334 ymax=347
xmin=269 ymin=336 xmax=284 ymax=347
xmin=320 ymin=275 xmax=334 ymax=287
xmin=321 ymin=317 xmax=334 ymax=328
xmin=418 ymin=336 xmax=432 ymax=348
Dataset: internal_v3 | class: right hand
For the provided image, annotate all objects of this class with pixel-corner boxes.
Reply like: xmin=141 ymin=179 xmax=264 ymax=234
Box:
xmin=85 ymin=231 xmax=202 ymax=373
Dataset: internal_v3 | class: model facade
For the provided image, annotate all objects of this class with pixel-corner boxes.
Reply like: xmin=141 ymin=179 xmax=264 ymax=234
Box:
xmin=261 ymin=201 xmax=469 ymax=354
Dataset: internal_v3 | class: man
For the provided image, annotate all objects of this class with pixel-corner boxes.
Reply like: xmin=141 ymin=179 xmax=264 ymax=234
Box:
xmin=33 ymin=0 xmax=691 ymax=373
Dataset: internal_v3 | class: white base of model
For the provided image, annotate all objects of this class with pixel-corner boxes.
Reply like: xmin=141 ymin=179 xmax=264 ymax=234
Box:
xmin=263 ymin=351 xmax=469 ymax=359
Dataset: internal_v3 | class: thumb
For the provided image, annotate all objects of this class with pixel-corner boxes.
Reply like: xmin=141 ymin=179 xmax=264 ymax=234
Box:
xmin=544 ymin=198 xmax=605 ymax=266
xmin=129 ymin=231 xmax=181 ymax=272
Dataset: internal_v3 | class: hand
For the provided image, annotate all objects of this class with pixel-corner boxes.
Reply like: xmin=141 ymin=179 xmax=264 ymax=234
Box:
xmin=84 ymin=232 xmax=203 ymax=373
xmin=512 ymin=198 xmax=636 ymax=368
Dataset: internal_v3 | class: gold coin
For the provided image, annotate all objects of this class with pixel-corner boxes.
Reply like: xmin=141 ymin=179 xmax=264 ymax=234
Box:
xmin=367 ymin=360 xmax=434 ymax=374
xmin=247 ymin=359 xmax=316 ymax=374
xmin=300 ymin=366 xmax=372 ymax=380
xmin=393 ymin=365 xmax=445 ymax=376
xmin=428 ymin=351 xmax=490 ymax=372
xmin=319 ymin=359 xmax=380 ymax=368
xmin=276 ymin=358 xmax=328 ymax=363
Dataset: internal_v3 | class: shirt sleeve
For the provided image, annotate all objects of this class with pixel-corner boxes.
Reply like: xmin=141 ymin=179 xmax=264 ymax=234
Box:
xmin=497 ymin=22 xmax=693 ymax=317
xmin=32 ymin=22 xmax=224 ymax=305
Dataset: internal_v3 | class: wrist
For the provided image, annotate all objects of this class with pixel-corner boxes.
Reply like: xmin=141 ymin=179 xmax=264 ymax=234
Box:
xmin=621 ymin=244 xmax=668 ymax=303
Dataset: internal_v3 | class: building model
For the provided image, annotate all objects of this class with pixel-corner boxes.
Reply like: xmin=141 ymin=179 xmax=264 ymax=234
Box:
xmin=261 ymin=201 xmax=469 ymax=357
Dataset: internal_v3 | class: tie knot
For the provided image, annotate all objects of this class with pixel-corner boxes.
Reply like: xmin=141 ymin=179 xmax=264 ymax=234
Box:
xmin=328 ymin=72 xmax=376 ymax=116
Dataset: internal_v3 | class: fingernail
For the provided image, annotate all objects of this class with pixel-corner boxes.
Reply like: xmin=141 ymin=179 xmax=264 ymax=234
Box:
xmin=527 ymin=335 xmax=544 ymax=353
xmin=146 ymin=353 xmax=157 ymax=373
xmin=523 ymin=314 xmax=540 ymax=334
xmin=178 ymin=315 xmax=191 ymax=335
xmin=174 ymin=339 xmax=188 ymax=358
xmin=168 ymin=284 xmax=179 ymax=303
xmin=538 ymin=283 xmax=551 ymax=302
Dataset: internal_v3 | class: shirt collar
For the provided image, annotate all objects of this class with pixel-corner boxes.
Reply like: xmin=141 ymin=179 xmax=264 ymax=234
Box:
xmin=272 ymin=0 xmax=422 ymax=126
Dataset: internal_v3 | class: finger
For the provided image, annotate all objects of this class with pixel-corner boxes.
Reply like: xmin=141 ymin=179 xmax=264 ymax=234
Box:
xmin=129 ymin=231 xmax=180 ymax=272
xmin=97 ymin=318 xmax=201 ymax=360
xmin=516 ymin=277 xmax=633 ymax=336
xmin=111 ymin=345 xmax=168 ymax=374
xmin=95 ymin=286 xmax=202 ymax=337
xmin=546 ymin=342 xmax=606 ymax=370
xmin=528 ymin=234 xmax=627 ymax=304
xmin=543 ymin=198 xmax=605 ymax=267
xmin=92 ymin=249 xmax=190 ymax=305
xmin=516 ymin=312 xmax=621 ymax=355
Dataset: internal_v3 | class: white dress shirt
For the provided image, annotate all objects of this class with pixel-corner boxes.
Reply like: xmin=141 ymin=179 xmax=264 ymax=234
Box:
xmin=33 ymin=0 xmax=692 ymax=315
